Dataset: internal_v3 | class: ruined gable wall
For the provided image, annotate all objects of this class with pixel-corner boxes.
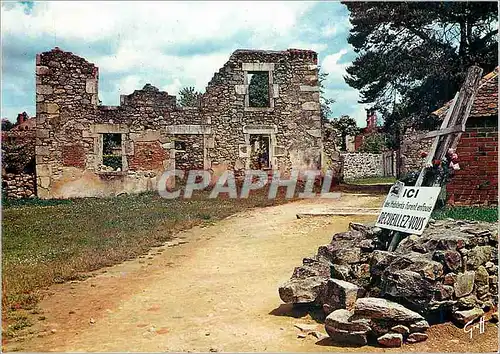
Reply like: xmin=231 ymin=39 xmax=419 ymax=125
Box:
xmin=35 ymin=47 xmax=325 ymax=199
xmin=35 ymin=48 xmax=100 ymax=198
xmin=35 ymin=48 xmax=183 ymax=199
xmin=202 ymin=49 xmax=322 ymax=174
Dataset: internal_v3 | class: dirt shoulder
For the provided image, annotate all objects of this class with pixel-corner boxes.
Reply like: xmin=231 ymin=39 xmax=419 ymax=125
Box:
xmin=4 ymin=194 xmax=498 ymax=352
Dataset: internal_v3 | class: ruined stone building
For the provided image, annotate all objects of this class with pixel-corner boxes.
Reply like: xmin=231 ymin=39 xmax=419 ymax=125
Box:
xmin=30 ymin=47 xmax=324 ymax=198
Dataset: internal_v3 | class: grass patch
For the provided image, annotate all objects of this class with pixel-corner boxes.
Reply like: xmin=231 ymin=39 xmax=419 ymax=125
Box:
xmin=2 ymin=188 xmax=295 ymax=336
xmin=345 ymin=176 xmax=397 ymax=185
xmin=4 ymin=312 xmax=32 ymax=338
xmin=1 ymin=197 xmax=73 ymax=209
xmin=432 ymin=206 xmax=498 ymax=223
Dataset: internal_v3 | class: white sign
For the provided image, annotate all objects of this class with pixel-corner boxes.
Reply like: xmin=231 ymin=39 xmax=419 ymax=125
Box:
xmin=375 ymin=182 xmax=441 ymax=235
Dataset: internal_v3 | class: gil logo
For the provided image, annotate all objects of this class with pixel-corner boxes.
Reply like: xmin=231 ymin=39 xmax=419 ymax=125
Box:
xmin=464 ymin=316 xmax=485 ymax=339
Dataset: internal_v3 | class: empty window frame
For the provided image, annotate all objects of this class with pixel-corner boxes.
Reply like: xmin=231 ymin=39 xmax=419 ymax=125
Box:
xmin=247 ymin=71 xmax=270 ymax=108
xmin=102 ymin=133 xmax=123 ymax=171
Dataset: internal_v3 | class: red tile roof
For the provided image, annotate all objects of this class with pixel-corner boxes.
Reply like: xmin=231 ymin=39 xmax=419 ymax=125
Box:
xmin=432 ymin=67 xmax=498 ymax=119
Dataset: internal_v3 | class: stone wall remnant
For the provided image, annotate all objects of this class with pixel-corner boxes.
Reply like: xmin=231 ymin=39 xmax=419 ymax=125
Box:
xmin=341 ymin=152 xmax=384 ymax=180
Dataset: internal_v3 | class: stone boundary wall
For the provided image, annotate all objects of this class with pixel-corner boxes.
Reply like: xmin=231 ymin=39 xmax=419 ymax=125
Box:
xmin=399 ymin=128 xmax=433 ymax=176
xmin=2 ymin=173 xmax=36 ymax=199
xmin=341 ymin=152 xmax=383 ymax=180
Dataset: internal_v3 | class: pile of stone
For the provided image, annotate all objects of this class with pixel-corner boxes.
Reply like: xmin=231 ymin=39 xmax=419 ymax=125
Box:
xmin=279 ymin=218 xmax=498 ymax=347
xmin=325 ymin=298 xmax=430 ymax=347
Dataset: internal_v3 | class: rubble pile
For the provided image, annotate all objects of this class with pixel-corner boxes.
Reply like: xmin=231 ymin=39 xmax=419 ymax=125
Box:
xmin=279 ymin=219 xmax=498 ymax=347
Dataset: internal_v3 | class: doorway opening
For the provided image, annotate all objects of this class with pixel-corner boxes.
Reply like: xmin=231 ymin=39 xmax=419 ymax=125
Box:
xmin=249 ymin=134 xmax=271 ymax=169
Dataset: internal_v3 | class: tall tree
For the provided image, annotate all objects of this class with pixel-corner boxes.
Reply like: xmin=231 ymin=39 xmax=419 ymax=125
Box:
xmin=330 ymin=115 xmax=359 ymax=151
xmin=178 ymin=86 xmax=202 ymax=107
xmin=342 ymin=2 xmax=498 ymax=143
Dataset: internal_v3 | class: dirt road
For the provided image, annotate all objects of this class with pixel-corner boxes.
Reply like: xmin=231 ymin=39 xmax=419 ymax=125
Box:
xmin=6 ymin=194 xmax=498 ymax=352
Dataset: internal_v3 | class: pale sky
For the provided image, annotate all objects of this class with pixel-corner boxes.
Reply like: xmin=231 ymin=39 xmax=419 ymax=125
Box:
xmin=1 ymin=1 xmax=370 ymax=127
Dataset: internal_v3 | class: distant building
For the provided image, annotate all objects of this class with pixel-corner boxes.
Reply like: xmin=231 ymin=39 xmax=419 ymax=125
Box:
xmin=343 ymin=109 xmax=382 ymax=152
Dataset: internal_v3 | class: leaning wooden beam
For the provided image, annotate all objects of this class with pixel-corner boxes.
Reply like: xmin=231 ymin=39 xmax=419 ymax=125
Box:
xmin=389 ymin=66 xmax=484 ymax=252
xmin=436 ymin=66 xmax=484 ymax=161
xmin=417 ymin=125 xmax=465 ymax=140
xmin=415 ymin=65 xmax=483 ymax=187
xmin=414 ymin=92 xmax=458 ymax=187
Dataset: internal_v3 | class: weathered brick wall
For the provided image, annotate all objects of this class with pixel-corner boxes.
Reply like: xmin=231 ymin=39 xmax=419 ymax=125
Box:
xmin=341 ymin=152 xmax=383 ymax=180
xmin=446 ymin=116 xmax=498 ymax=205
xmin=399 ymin=116 xmax=498 ymax=205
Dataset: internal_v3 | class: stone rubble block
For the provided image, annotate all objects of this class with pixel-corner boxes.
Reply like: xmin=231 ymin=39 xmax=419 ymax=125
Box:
xmin=325 ymin=309 xmax=371 ymax=333
xmin=319 ymin=279 xmax=359 ymax=312
xmin=454 ymin=271 xmax=475 ymax=298
xmin=377 ymin=333 xmax=403 ymax=347
xmin=278 ymin=276 xmax=327 ymax=304
xmin=354 ymin=298 xmax=425 ymax=323
xmin=324 ymin=326 xmax=368 ymax=346
xmin=452 ymin=307 xmax=484 ymax=325
xmin=390 ymin=324 xmax=409 ymax=334
xmin=407 ymin=332 xmax=429 ymax=343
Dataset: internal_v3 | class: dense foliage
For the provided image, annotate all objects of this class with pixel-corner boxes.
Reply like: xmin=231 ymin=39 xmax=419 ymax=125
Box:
xmin=358 ymin=132 xmax=386 ymax=153
xmin=343 ymin=1 xmax=498 ymax=146
xmin=248 ymin=72 xmax=270 ymax=107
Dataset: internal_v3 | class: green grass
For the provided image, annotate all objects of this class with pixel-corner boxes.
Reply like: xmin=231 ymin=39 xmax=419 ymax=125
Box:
xmin=344 ymin=176 xmax=397 ymax=185
xmin=1 ymin=188 xmax=293 ymax=336
xmin=432 ymin=206 xmax=498 ymax=223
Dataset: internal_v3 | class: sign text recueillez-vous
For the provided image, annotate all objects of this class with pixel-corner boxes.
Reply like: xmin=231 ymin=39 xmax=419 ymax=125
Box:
xmin=375 ymin=184 xmax=441 ymax=235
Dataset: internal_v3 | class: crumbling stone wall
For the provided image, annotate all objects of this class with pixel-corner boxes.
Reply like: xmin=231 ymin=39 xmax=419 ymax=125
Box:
xmin=322 ymin=123 xmax=342 ymax=178
xmin=35 ymin=48 xmax=178 ymax=198
xmin=399 ymin=128 xmax=433 ymax=176
xmin=1 ymin=115 xmax=37 ymax=199
xmin=341 ymin=152 xmax=384 ymax=180
xmin=203 ymin=49 xmax=322 ymax=174
xmin=2 ymin=173 xmax=36 ymax=199
xmin=34 ymin=47 xmax=324 ymax=199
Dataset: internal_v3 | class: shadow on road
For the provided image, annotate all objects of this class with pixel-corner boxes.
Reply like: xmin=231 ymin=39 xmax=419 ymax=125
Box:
xmin=269 ymin=303 xmax=325 ymax=323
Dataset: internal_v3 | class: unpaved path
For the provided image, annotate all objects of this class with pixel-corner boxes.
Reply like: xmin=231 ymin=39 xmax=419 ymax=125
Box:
xmin=6 ymin=194 xmax=498 ymax=352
